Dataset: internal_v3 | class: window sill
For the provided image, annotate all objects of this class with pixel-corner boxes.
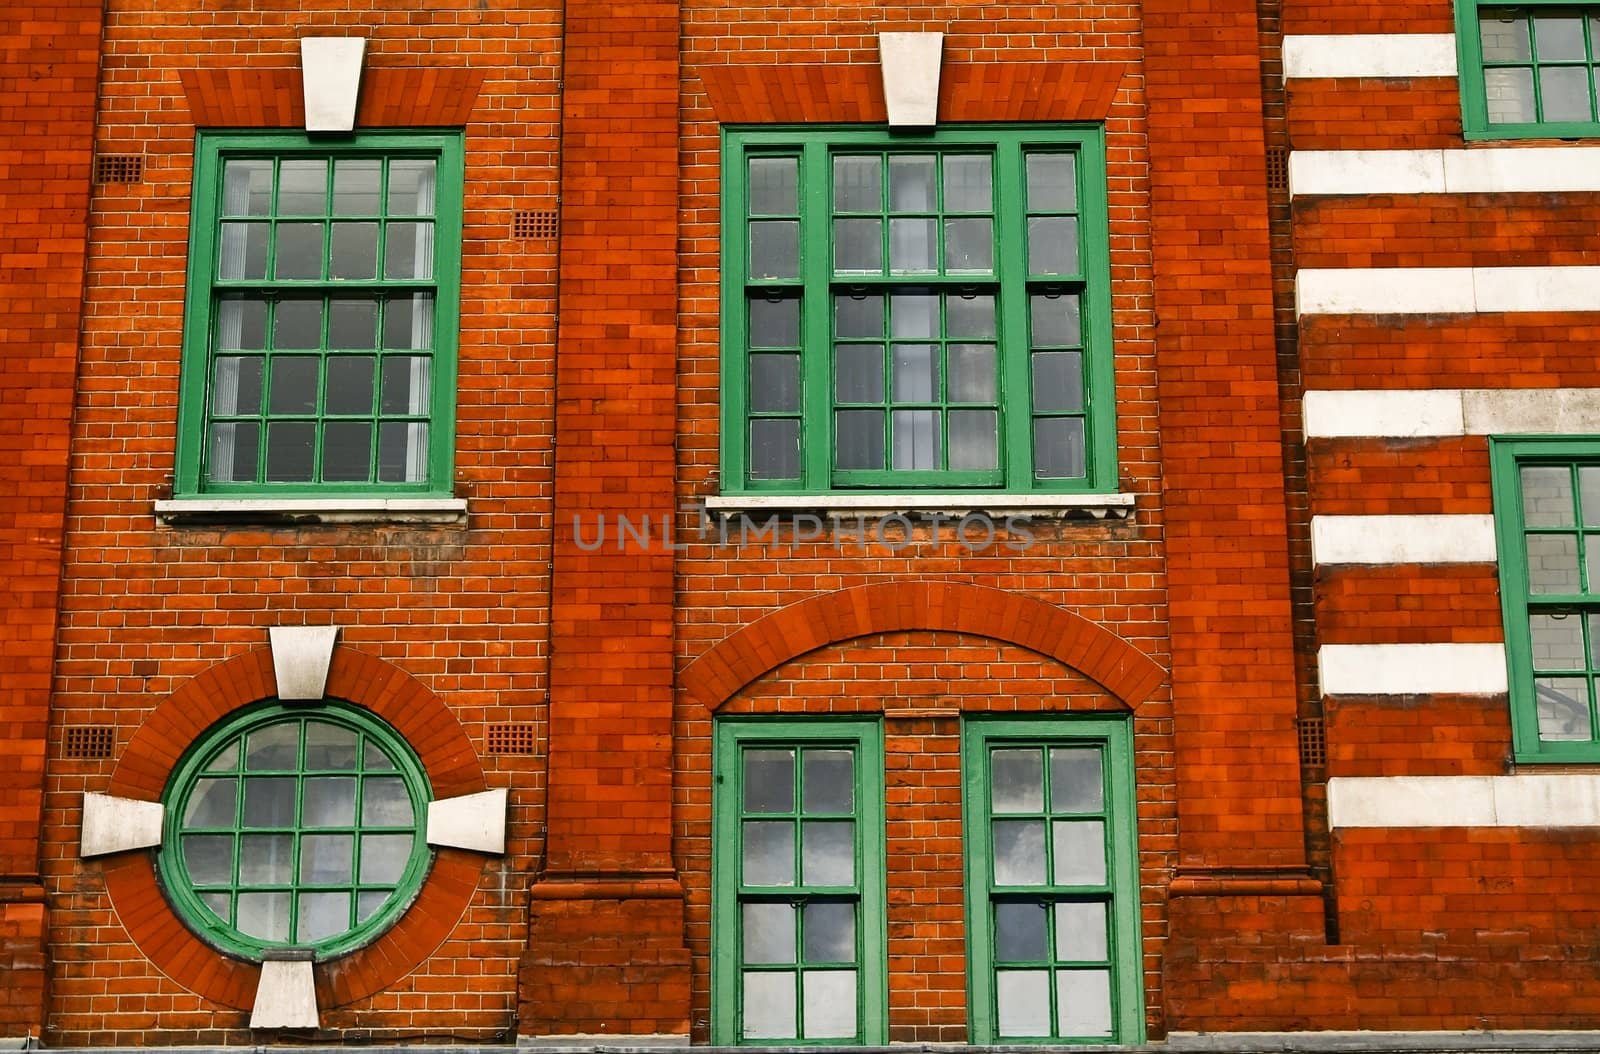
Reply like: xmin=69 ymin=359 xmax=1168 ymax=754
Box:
xmin=154 ymin=497 xmax=468 ymax=527
xmin=702 ymin=492 xmax=1136 ymax=519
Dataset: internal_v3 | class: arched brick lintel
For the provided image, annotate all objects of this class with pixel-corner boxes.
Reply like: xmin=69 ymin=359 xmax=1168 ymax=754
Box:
xmin=681 ymin=582 xmax=1168 ymax=711
xmin=103 ymin=645 xmax=487 ymax=1011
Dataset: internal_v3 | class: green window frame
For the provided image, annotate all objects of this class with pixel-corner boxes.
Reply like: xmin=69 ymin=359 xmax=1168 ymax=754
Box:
xmin=962 ymin=717 xmax=1143 ymax=1044
xmin=719 ymin=126 xmax=1115 ymax=495
xmin=1491 ymin=436 xmax=1600 ymax=760
xmin=157 ymin=701 xmax=433 ymax=961
xmin=1458 ymin=2 xmax=1600 ymax=138
xmin=175 ymin=131 xmax=463 ymax=496
xmin=711 ymin=719 xmax=887 ymax=1045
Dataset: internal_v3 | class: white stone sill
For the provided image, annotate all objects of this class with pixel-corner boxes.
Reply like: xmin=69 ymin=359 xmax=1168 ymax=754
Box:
xmin=154 ymin=497 xmax=468 ymax=526
xmin=702 ymin=493 xmax=1137 ymax=519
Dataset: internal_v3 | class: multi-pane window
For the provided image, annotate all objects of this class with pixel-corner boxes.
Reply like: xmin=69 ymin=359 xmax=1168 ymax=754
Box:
xmin=176 ymin=132 xmax=462 ymax=496
xmin=721 ymin=127 xmax=1115 ymax=494
xmin=963 ymin=719 xmax=1142 ymax=1044
xmin=157 ymin=703 xmax=432 ymax=959
xmin=1492 ymin=438 xmax=1600 ymax=759
xmin=711 ymin=720 xmax=886 ymax=1045
xmin=1460 ymin=4 xmax=1600 ymax=136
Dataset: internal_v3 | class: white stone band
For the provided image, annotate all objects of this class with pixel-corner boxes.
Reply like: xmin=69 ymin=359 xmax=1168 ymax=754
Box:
xmin=1318 ymin=642 xmax=1508 ymax=696
xmin=1304 ymin=388 xmax=1600 ymax=438
xmin=1311 ymin=515 xmax=1498 ymax=566
xmin=1291 ymin=147 xmax=1600 ymax=197
xmin=1282 ymin=34 xmax=1458 ymax=80
xmin=1329 ymin=775 xmax=1600 ymax=828
xmin=1297 ymin=266 xmax=1600 ymax=316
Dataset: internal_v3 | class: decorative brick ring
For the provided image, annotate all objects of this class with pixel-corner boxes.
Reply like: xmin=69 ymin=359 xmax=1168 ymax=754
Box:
xmin=101 ymin=645 xmax=488 ymax=1013
xmin=680 ymin=581 xmax=1168 ymax=711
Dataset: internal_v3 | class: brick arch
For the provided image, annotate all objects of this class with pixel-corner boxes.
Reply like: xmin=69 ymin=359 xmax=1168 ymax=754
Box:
xmin=104 ymin=645 xmax=487 ymax=1012
xmin=680 ymin=582 xmax=1167 ymax=711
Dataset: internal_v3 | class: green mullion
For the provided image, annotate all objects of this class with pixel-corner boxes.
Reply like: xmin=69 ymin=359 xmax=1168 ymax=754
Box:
xmin=994 ymin=142 xmax=1032 ymax=490
xmin=800 ymin=141 xmax=833 ymax=491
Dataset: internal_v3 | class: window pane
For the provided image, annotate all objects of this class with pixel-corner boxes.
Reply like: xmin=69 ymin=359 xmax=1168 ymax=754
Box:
xmin=832 ymin=218 xmax=882 ymax=274
xmin=802 ymin=970 xmax=857 ymax=1038
xmin=328 ymin=299 xmax=379 ymax=349
xmin=890 ymin=292 xmax=938 ymax=338
xmin=889 ymin=217 xmax=937 ymax=274
xmin=891 ymin=409 xmax=939 ymax=470
xmin=378 ymin=421 xmax=429 ymax=482
xmin=301 ymin=776 xmax=357 ymax=827
xmin=949 ymin=345 xmax=997 ymax=402
xmin=326 ymin=357 xmax=376 ymax=416
xmin=223 ymin=159 xmax=273 ymax=216
xmin=1033 ymin=352 xmax=1084 ymax=414
xmin=212 ymin=357 xmax=264 ymax=417
xmin=751 ymin=220 xmax=801 ymax=280
xmin=742 ymin=971 xmax=796 ymax=1039
xmin=802 ymin=750 xmax=853 ymax=813
xmin=236 ymin=891 xmax=291 ymax=942
xmin=948 ymin=293 xmax=996 ymax=339
xmin=1050 ymin=748 xmax=1105 ymax=812
xmin=388 ymin=160 xmax=437 ymax=216
xmin=945 ymin=217 xmax=993 ymax=273
xmin=275 ymin=222 xmax=325 ymax=280
xmin=184 ymin=835 xmax=234 ymax=885
xmin=1531 ymin=613 xmax=1586 ymax=670
xmin=1058 ymin=969 xmax=1113 ymax=1037
xmin=743 ymin=820 xmax=795 ymax=886
xmin=362 ymin=776 xmax=414 ymax=826
xmin=275 ymin=299 xmax=323 ymax=350
xmin=238 ymin=833 xmax=293 ymax=884
xmin=357 ymin=890 xmax=389 ymax=923
xmin=268 ymin=357 xmax=318 ymax=415
xmin=749 ymin=157 xmax=799 ymax=216
xmin=1534 ymin=14 xmax=1587 ymax=60
xmin=750 ymin=355 xmax=801 ymax=414
xmin=949 ymin=410 xmax=999 ymax=471
xmin=996 ymin=970 xmax=1051 ymax=1037
xmin=802 ymin=901 xmax=855 ymax=963
xmin=246 ymin=724 xmax=299 ymax=769
xmin=1536 ymin=677 xmax=1593 ymax=740
xmin=1052 ymin=820 xmax=1107 ymax=885
xmin=265 ymin=422 xmax=316 ymax=482
xmin=1027 ymin=154 xmax=1077 ymax=212
xmin=832 ymin=155 xmax=881 ymax=212
xmin=835 ymin=410 xmax=885 ymax=470
xmin=1035 ymin=417 xmax=1087 ymax=479
xmin=743 ymin=902 xmax=796 ymax=964
xmin=888 ymin=155 xmax=936 ymax=212
xmin=359 ymin=833 xmax=413 ymax=884
xmin=384 ymin=221 xmax=435 ymax=280
xmin=1032 ymin=293 xmax=1082 ymax=346
xmin=297 ymin=891 xmax=352 ymax=943
xmin=383 ymin=293 xmax=434 ymax=349
xmin=1540 ymin=66 xmax=1594 ymax=122
xmin=743 ymin=749 xmax=795 ymax=813
xmin=184 ymin=779 xmax=238 ymax=828
xmin=217 ymin=296 xmax=268 ymax=350
xmin=299 ymin=834 xmax=354 ymax=884
xmin=201 ymin=892 xmax=231 ymax=921
xmin=1029 ymin=216 xmax=1080 ymax=275
xmin=835 ymin=344 xmax=885 ymax=403
xmin=995 ymin=900 xmax=1049 ymax=961
xmin=749 ymin=296 xmax=800 ymax=347
xmin=749 ymin=418 xmax=801 ymax=480
xmin=1481 ymin=13 xmax=1532 ymax=61
xmin=1526 ymin=534 xmax=1580 ymax=594
xmin=1524 ymin=466 xmax=1575 ymax=527
xmin=801 ymin=821 xmax=854 ymax=886
xmin=303 ymin=722 xmax=358 ymax=768
xmin=943 ymin=155 xmax=992 ymax=212
xmin=381 ymin=356 xmax=431 ymax=414
xmin=892 ymin=344 xmax=937 ymax=402
xmin=992 ymin=749 xmax=1045 ymax=813
xmin=331 ymin=222 xmax=379 ymax=280
xmin=242 ymin=777 xmax=296 ymax=827
xmin=278 ymin=159 xmax=328 ymax=215
xmin=219 ymin=223 xmax=269 ymax=280
xmin=1486 ymin=67 xmax=1537 ymax=124
xmin=993 ymin=819 xmax=1047 ymax=885
xmin=1055 ymin=901 xmax=1109 ymax=961
xmin=835 ymin=294 xmax=884 ymax=338
xmin=333 ymin=158 xmax=381 ymax=214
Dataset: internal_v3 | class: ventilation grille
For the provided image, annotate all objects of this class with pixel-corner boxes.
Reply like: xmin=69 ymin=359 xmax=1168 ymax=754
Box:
xmin=1265 ymin=146 xmax=1289 ymax=193
xmin=64 ymin=725 xmax=116 ymax=760
xmin=1297 ymin=716 xmax=1326 ymax=768
xmin=512 ymin=210 xmax=558 ymax=240
xmin=94 ymin=154 xmax=144 ymax=185
xmin=486 ymin=722 xmax=538 ymax=755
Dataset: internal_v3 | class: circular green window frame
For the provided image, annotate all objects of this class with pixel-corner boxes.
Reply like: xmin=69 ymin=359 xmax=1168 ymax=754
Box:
xmin=157 ymin=701 xmax=434 ymax=962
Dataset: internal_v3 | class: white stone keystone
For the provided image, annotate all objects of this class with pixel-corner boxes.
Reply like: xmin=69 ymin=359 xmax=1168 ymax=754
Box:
xmin=251 ymin=958 xmax=319 ymax=1029
xmin=269 ymin=625 xmax=339 ymax=701
xmin=879 ymin=32 xmax=943 ymax=127
xmin=300 ymin=37 xmax=366 ymax=133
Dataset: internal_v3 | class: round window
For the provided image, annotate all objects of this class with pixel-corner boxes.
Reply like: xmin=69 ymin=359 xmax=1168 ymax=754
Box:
xmin=157 ymin=703 xmax=432 ymax=960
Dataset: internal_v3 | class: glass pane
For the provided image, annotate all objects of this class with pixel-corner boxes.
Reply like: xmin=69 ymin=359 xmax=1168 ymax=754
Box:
xmin=835 ymin=294 xmax=884 ymax=338
xmin=832 ymin=218 xmax=882 ymax=274
xmin=357 ymin=890 xmax=389 ymax=923
xmin=330 ymin=222 xmax=379 ymax=280
xmin=219 ymin=223 xmax=268 ymax=280
xmin=1032 ymin=293 xmax=1082 ymax=346
xmin=378 ymin=421 xmax=429 ymax=482
xmin=891 ymin=409 xmax=939 ymax=471
xmin=751 ymin=220 xmax=800 ymax=280
xmin=206 ymin=742 xmax=240 ymax=772
xmin=835 ymin=410 xmax=885 ymax=471
xmin=943 ymin=155 xmax=993 ymax=212
xmin=993 ymin=819 xmax=1047 ymax=885
xmin=1486 ymin=67 xmax=1537 ymax=124
xmin=801 ymin=821 xmax=854 ymax=886
xmin=358 ymin=833 xmax=413 ymax=884
xmin=388 ymin=160 xmax=437 ymax=216
xmin=948 ymin=294 xmax=996 ymax=339
xmin=297 ymin=891 xmax=351 ymax=943
xmin=183 ymin=834 xmax=233 ymax=885
xmin=832 ymin=155 xmax=881 ymax=212
xmin=1526 ymin=534 xmax=1580 ymax=594
xmin=211 ymin=357 xmax=264 ymax=417
xmin=383 ymin=293 xmax=434 ymax=349
xmin=945 ymin=218 xmax=993 ymax=274
xmin=992 ymin=749 xmax=1045 ymax=813
xmin=803 ymin=970 xmax=857 ymax=1039
xmin=1053 ymin=820 xmax=1107 ymax=885
xmin=238 ymin=833 xmax=293 ymax=884
xmin=892 ymin=344 xmax=937 ymax=402
xmin=299 ymin=833 xmax=354 ymax=884
xmin=1531 ymin=613 xmax=1586 ymax=671
xmin=749 ymin=419 xmax=800 ymax=480
xmin=1524 ymin=467 xmax=1575 ymax=527
xmin=750 ymin=355 xmax=801 ymax=414
xmin=274 ymin=299 xmax=323 ymax=350
xmin=385 ymin=221 xmax=434 ymax=280
xmin=1050 ymin=748 xmax=1105 ymax=812
xmin=888 ymin=155 xmax=936 ymax=212
xmin=749 ymin=157 xmax=799 ymax=215
xmin=889 ymin=217 xmax=937 ymax=273
xmin=890 ymin=292 xmax=938 ymax=338
xmin=302 ymin=777 xmax=356 ymax=827
xmin=1536 ymin=677 xmax=1593 ymax=740
xmin=1481 ymin=13 xmax=1532 ymax=61
xmin=802 ymin=750 xmax=853 ymax=813
xmin=325 ymin=357 xmax=376 ymax=416
xmin=333 ymin=158 xmax=381 ymax=214
xmin=236 ymin=891 xmax=291 ymax=942
xmin=1055 ymin=902 xmax=1109 ymax=961
xmin=743 ymin=820 xmax=795 ymax=886
xmin=1029 ymin=216 xmax=1080 ymax=275
xmin=328 ymin=299 xmax=379 ymax=349
xmin=275 ymin=222 xmax=325 ymax=280
xmin=200 ymin=892 xmax=231 ymax=921
xmin=1534 ymin=14 xmax=1587 ymax=61
xmin=364 ymin=741 xmax=395 ymax=770
xmin=802 ymin=901 xmax=855 ymax=963
xmin=744 ymin=750 xmax=795 ymax=813
xmin=222 ymin=159 xmax=272 ymax=216
xmin=949 ymin=410 xmax=998 ymax=471
xmin=1033 ymin=353 xmax=1084 ymax=414
xmin=1035 ymin=417 xmax=1087 ymax=479
xmin=1580 ymin=467 xmax=1600 ymax=526
xmin=949 ymin=345 xmax=997 ymax=402
xmin=1059 ymin=970 xmax=1113 ymax=1037
xmin=278 ymin=159 xmax=327 ymax=215
xmin=362 ymin=776 xmax=414 ymax=826
xmin=265 ymin=422 xmax=316 ymax=483
xmin=996 ymin=969 xmax=1051 ymax=1037
xmin=749 ymin=296 xmax=800 ymax=347
xmin=995 ymin=900 xmax=1049 ymax=961
xmin=743 ymin=902 xmax=796 ymax=964
xmin=184 ymin=778 xmax=237 ymax=828
xmin=216 ymin=297 xmax=268 ymax=350
xmin=246 ymin=724 xmax=299 ymax=769
xmin=742 ymin=971 xmax=796 ymax=1039
xmin=1541 ymin=66 xmax=1593 ymax=122
xmin=1027 ymin=154 xmax=1077 ymax=212
xmin=381 ymin=356 xmax=431 ymax=414
xmin=835 ymin=344 xmax=885 ymax=403
xmin=268 ymin=357 xmax=318 ymax=415
xmin=242 ymin=777 xmax=296 ymax=827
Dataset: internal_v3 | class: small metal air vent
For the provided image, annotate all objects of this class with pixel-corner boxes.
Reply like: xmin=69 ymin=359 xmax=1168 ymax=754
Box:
xmin=64 ymin=725 xmax=116 ymax=760
xmin=1297 ymin=716 xmax=1326 ymax=768
xmin=94 ymin=155 xmax=144 ymax=185
xmin=486 ymin=722 xmax=538 ymax=755
xmin=1265 ymin=146 xmax=1289 ymax=193
xmin=512 ymin=210 xmax=558 ymax=240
